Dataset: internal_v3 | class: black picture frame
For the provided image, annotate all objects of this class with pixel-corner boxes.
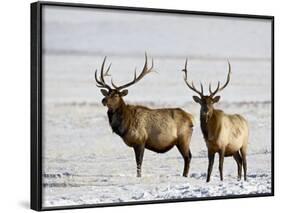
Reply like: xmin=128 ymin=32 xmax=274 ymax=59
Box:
xmin=31 ymin=1 xmax=274 ymax=211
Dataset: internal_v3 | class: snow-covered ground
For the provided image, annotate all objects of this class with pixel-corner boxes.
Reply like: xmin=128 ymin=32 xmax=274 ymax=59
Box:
xmin=42 ymin=97 xmax=271 ymax=207
xmin=41 ymin=6 xmax=272 ymax=208
xmin=42 ymin=56 xmax=272 ymax=208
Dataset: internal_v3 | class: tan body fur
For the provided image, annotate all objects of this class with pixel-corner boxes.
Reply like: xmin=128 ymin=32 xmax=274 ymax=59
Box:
xmin=201 ymin=108 xmax=249 ymax=182
xmin=107 ymin=100 xmax=194 ymax=177
xmin=182 ymin=58 xmax=249 ymax=182
xmin=121 ymin=105 xmax=193 ymax=152
xmin=95 ymin=54 xmax=194 ymax=177
xmin=204 ymin=110 xmax=248 ymax=156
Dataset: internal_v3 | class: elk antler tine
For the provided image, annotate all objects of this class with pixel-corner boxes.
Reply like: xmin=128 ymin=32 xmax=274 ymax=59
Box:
xmin=94 ymin=69 xmax=98 ymax=80
xmin=146 ymin=58 xmax=154 ymax=73
xmin=209 ymin=83 xmax=212 ymax=94
xmin=94 ymin=56 xmax=112 ymax=90
xmin=209 ymin=60 xmax=231 ymax=97
xmin=111 ymin=78 xmax=119 ymax=89
xmin=134 ymin=69 xmax=137 ymax=80
xmin=143 ymin=53 xmax=148 ymax=71
xmin=182 ymin=58 xmax=188 ymax=73
xmin=191 ymin=81 xmax=195 ymax=89
xmin=215 ymin=82 xmax=220 ymax=93
xmin=217 ymin=81 xmax=220 ymax=90
xmin=96 ymin=84 xmax=106 ymax=88
xmin=100 ymin=56 xmax=107 ymax=83
xmin=101 ymin=57 xmax=106 ymax=72
xmin=227 ymin=59 xmax=231 ymax=72
xmin=200 ymin=82 xmax=204 ymax=94
xmin=182 ymin=58 xmax=205 ymax=97
xmin=217 ymin=60 xmax=231 ymax=92
xmin=110 ymin=53 xmax=155 ymax=90
xmin=226 ymin=60 xmax=231 ymax=78
xmin=210 ymin=81 xmax=221 ymax=97
xmin=182 ymin=58 xmax=188 ymax=78
xmin=105 ymin=63 xmax=112 ymax=76
xmin=94 ymin=69 xmax=102 ymax=85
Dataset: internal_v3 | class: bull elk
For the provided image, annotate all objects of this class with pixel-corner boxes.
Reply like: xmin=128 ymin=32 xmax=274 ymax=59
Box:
xmin=94 ymin=54 xmax=194 ymax=177
xmin=181 ymin=59 xmax=249 ymax=182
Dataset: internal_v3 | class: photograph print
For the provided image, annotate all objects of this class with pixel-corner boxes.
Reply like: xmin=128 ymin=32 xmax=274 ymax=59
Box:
xmin=31 ymin=1 xmax=274 ymax=210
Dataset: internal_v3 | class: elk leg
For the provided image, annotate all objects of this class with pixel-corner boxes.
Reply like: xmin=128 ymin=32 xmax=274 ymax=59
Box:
xmin=233 ymin=151 xmax=242 ymax=180
xmin=133 ymin=144 xmax=145 ymax=178
xmin=177 ymin=137 xmax=192 ymax=177
xmin=218 ymin=149 xmax=225 ymax=181
xmin=207 ymin=151 xmax=215 ymax=182
xmin=240 ymin=148 xmax=247 ymax=181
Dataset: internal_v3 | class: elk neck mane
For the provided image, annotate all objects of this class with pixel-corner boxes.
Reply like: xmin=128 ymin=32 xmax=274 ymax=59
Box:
xmin=107 ymin=100 xmax=131 ymax=138
xmin=200 ymin=111 xmax=209 ymax=140
xmin=200 ymin=109 xmax=223 ymax=141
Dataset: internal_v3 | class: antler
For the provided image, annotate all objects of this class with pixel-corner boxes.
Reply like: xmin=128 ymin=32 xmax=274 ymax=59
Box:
xmin=182 ymin=58 xmax=204 ymax=97
xmin=111 ymin=53 xmax=154 ymax=90
xmin=94 ymin=57 xmax=112 ymax=90
xmin=209 ymin=60 xmax=231 ymax=97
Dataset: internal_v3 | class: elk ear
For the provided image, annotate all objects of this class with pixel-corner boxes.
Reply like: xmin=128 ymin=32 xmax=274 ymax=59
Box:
xmin=193 ymin=96 xmax=201 ymax=104
xmin=100 ymin=89 xmax=108 ymax=96
xmin=120 ymin=89 xmax=128 ymax=96
xmin=213 ymin=96 xmax=220 ymax=103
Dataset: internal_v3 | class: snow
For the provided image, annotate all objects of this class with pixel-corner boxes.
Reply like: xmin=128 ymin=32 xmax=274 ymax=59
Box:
xmin=42 ymin=98 xmax=272 ymax=207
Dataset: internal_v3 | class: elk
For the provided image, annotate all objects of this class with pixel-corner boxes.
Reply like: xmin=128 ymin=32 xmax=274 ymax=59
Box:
xmin=182 ymin=59 xmax=249 ymax=182
xmin=94 ymin=54 xmax=194 ymax=177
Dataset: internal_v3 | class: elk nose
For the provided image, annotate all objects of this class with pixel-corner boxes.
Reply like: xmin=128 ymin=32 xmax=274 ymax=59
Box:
xmin=102 ymin=98 xmax=107 ymax=106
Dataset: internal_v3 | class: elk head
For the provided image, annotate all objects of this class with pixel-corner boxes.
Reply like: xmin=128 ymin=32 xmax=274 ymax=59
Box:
xmin=95 ymin=53 xmax=154 ymax=112
xmin=182 ymin=59 xmax=231 ymax=122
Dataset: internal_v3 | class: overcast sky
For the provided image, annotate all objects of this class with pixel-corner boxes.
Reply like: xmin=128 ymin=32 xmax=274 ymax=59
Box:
xmin=42 ymin=5 xmax=272 ymax=59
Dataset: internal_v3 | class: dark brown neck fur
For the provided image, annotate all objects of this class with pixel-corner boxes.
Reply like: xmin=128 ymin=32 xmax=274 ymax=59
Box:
xmin=107 ymin=100 xmax=130 ymax=138
xmin=200 ymin=108 xmax=214 ymax=141
xmin=200 ymin=113 xmax=209 ymax=140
